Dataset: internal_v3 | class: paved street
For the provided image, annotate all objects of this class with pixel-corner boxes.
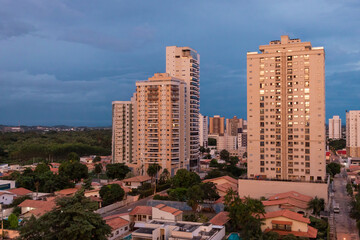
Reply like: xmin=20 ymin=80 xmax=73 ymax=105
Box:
xmin=333 ymin=172 xmax=358 ymax=240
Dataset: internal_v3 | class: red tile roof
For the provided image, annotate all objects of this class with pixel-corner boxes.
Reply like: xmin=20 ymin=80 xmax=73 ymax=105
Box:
xmin=55 ymin=188 xmax=78 ymax=196
xmin=7 ymin=187 xmax=33 ymax=196
xmin=268 ymin=191 xmax=312 ymax=203
xmin=155 ymin=204 xmax=183 ymax=216
xmin=264 ymin=225 xmax=317 ymax=239
xmin=129 ymin=206 xmax=152 ymax=216
xmin=349 ymin=165 xmax=360 ymax=171
xmin=203 ymin=175 xmax=238 ymax=185
xmin=123 ymin=176 xmax=151 ymax=183
xmin=261 ymin=210 xmax=310 ymax=224
xmin=208 ymin=212 xmax=230 ymax=226
xmin=262 ymin=197 xmax=309 ymax=209
xmin=104 ymin=213 xmax=129 ymax=220
xmin=106 ymin=217 xmax=129 ymax=230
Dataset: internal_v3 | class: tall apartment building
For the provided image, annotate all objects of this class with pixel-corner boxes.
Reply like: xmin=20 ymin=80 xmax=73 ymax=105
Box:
xmin=199 ymin=114 xmax=208 ymax=148
xmin=346 ymin=111 xmax=360 ymax=157
xmin=209 ymin=115 xmax=225 ymax=135
xmin=329 ymin=115 xmax=342 ymax=139
xmin=136 ymin=73 xmax=187 ymax=176
xmin=226 ymin=116 xmax=246 ymax=136
xmin=247 ymin=35 xmax=325 ymax=182
xmin=112 ymin=101 xmax=135 ymax=164
xmin=166 ymin=46 xmax=200 ymax=170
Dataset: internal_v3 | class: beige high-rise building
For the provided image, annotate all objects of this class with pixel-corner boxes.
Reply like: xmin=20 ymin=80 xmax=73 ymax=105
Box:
xmin=226 ymin=116 xmax=245 ymax=136
xmin=166 ymin=46 xmax=200 ymax=170
xmin=247 ymin=35 xmax=326 ymax=182
xmin=209 ymin=115 xmax=225 ymax=135
xmin=135 ymin=73 xmax=187 ymax=176
xmin=329 ymin=115 xmax=342 ymax=139
xmin=199 ymin=114 xmax=208 ymax=148
xmin=346 ymin=111 xmax=360 ymax=157
xmin=112 ymin=100 xmax=135 ymax=164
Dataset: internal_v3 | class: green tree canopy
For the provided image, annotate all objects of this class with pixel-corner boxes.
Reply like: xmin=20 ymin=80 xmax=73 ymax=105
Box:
xmin=171 ymin=169 xmax=201 ymax=188
xmin=67 ymin=152 xmax=80 ymax=162
xmin=99 ymin=184 xmax=125 ymax=207
xmin=19 ymin=190 xmax=111 ymax=240
xmin=34 ymin=163 xmax=50 ymax=174
xmin=8 ymin=213 xmax=18 ymax=229
xmin=224 ymin=189 xmax=265 ymax=239
xmin=328 ymin=138 xmax=346 ymax=151
xmin=307 ymin=196 xmax=325 ymax=216
xmin=187 ymin=185 xmax=204 ymax=212
xmin=93 ymin=156 xmax=101 ymax=163
xmin=147 ymin=164 xmax=161 ymax=183
xmin=201 ymin=182 xmax=220 ymax=201
xmin=220 ymin=149 xmax=230 ymax=161
xmin=106 ymin=163 xmax=130 ymax=180
xmin=326 ymin=162 xmax=341 ymax=177
xmin=209 ymin=159 xmax=218 ymax=168
xmin=59 ymin=161 xmax=89 ymax=182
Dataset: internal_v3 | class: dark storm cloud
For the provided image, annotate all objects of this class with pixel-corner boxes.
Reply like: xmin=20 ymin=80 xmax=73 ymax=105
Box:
xmin=0 ymin=0 xmax=359 ymax=126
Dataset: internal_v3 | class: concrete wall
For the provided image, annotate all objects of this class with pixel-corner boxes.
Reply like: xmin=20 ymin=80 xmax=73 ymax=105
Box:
xmin=238 ymin=179 xmax=328 ymax=203
xmin=147 ymin=200 xmax=224 ymax=213
xmin=96 ymin=195 xmax=139 ymax=215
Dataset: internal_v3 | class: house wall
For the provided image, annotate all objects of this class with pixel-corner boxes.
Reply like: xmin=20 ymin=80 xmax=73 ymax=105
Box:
xmin=261 ymin=216 xmax=308 ymax=233
xmin=238 ymin=179 xmax=328 ymax=203
xmin=0 ymin=194 xmax=14 ymax=205
xmin=108 ymin=224 xmax=130 ymax=240
xmin=152 ymin=208 xmax=176 ymax=221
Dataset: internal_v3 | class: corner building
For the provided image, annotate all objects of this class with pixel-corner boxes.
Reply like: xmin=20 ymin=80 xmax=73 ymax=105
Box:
xmin=247 ymin=35 xmax=326 ymax=181
xmin=136 ymin=73 xmax=187 ymax=176
xmin=166 ymin=46 xmax=200 ymax=170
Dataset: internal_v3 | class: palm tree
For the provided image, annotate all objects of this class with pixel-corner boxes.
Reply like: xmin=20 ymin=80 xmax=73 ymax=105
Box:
xmin=147 ymin=164 xmax=161 ymax=193
xmin=307 ymin=196 xmax=325 ymax=216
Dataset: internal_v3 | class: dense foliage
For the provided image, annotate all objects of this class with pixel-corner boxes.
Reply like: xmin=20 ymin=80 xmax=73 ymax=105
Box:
xmin=99 ymin=184 xmax=125 ymax=206
xmin=326 ymin=162 xmax=341 ymax=177
xmin=19 ymin=190 xmax=111 ymax=240
xmin=106 ymin=163 xmax=130 ymax=180
xmin=307 ymin=196 xmax=325 ymax=216
xmin=0 ymin=130 xmax=111 ymax=164
xmin=328 ymin=138 xmax=346 ymax=151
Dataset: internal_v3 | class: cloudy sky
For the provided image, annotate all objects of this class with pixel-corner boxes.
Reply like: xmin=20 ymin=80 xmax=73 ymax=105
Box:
xmin=0 ymin=0 xmax=359 ymax=126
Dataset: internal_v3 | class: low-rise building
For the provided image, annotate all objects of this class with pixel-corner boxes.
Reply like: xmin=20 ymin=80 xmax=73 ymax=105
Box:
xmin=0 ymin=191 xmax=16 ymax=205
xmin=261 ymin=210 xmax=317 ymax=239
xmin=132 ymin=220 xmax=225 ymax=240
xmin=19 ymin=199 xmax=56 ymax=218
xmin=130 ymin=206 xmax=153 ymax=223
xmin=122 ymin=176 xmax=151 ymax=189
xmin=203 ymin=176 xmax=238 ymax=197
xmin=153 ymin=204 xmax=183 ymax=221
xmin=104 ymin=214 xmax=131 ymax=240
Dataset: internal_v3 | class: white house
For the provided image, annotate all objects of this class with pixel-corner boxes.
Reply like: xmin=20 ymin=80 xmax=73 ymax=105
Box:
xmin=0 ymin=191 xmax=16 ymax=205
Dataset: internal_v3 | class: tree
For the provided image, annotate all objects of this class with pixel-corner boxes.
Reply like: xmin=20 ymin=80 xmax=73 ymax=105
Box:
xmin=8 ymin=213 xmax=18 ymax=229
xmin=171 ymin=169 xmax=201 ymax=188
xmin=263 ymin=231 xmax=280 ymax=240
xmin=93 ymin=156 xmax=101 ymax=163
xmin=328 ymin=139 xmax=346 ymax=151
xmin=94 ymin=163 xmax=103 ymax=182
xmin=220 ymin=149 xmax=230 ymax=161
xmin=224 ymin=189 xmax=265 ymax=239
xmin=326 ymin=162 xmax=341 ymax=177
xmin=228 ymin=156 xmax=239 ymax=166
xmin=204 ymin=154 xmax=212 ymax=159
xmin=307 ymin=196 xmax=325 ymax=216
xmin=34 ymin=163 xmax=50 ymax=174
xmin=19 ymin=190 xmax=111 ymax=240
xmin=67 ymin=152 xmax=80 ymax=162
xmin=99 ymin=184 xmax=125 ymax=207
xmin=209 ymin=159 xmax=218 ymax=168
xmin=242 ymin=152 xmax=247 ymax=159
xmin=199 ymin=146 xmax=206 ymax=155
xmin=187 ymin=185 xmax=204 ymax=212
xmin=168 ymin=188 xmax=188 ymax=202
xmin=159 ymin=168 xmax=170 ymax=184
xmin=347 ymin=183 xmax=354 ymax=197
xmin=201 ymin=182 xmax=220 ymax=201
xmin=147 ymin=164 xmax=161 ymax=185
xmin=208 ymin=138 xmax=217 ymax=146
xmin=204 ymin=169 xmax=225 ymax=180
xmin=83 ymin=178 xmax=93 ymax=190
xmin=106 ymin=163 xmax=130 ymax=180
xmin=59 ymin=161 xmax=89 ymax=182
xmin=206 ymin=148 xmax=210 ymax=153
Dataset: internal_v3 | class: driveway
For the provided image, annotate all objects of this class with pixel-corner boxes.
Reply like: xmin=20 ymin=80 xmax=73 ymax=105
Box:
xmin=333 ymin=172 xmax=358 ymax=240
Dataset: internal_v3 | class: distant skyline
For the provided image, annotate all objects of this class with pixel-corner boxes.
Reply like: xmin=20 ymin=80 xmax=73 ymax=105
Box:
xmin=1 ymin=0 xmax=359 ymax=126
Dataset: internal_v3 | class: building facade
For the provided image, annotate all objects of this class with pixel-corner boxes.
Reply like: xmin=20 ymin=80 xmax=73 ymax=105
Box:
xmin=199 ymin=114 xmax=208 ymax=148
xmin=209 ymin=115 xmax=225 ymax=135
xmin=136 ymin=73 xmax=187 ymax=176
xmin=166 ymin=46 xmax=200 ymax=170
xmin=329 ymin=115 xmax=342 ymax=139
xmin=247 ymin=35 xmax=326 ymax=181
xmin=226 ymin=116 xmax=245 ymax=136
xmin=112 ymin=101 xmax=135 ymax=164
xmin=346 ymin=111 xmax=360 ymax=157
